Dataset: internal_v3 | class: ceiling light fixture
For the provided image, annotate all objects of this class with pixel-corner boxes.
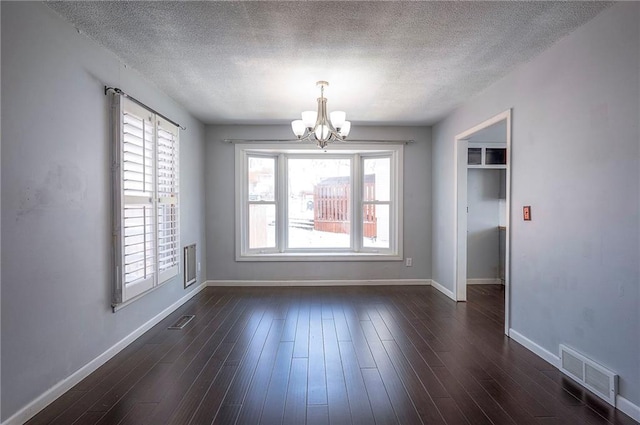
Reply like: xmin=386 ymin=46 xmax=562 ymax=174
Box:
xmin=291 ymin=81 xmax=351 ymax=149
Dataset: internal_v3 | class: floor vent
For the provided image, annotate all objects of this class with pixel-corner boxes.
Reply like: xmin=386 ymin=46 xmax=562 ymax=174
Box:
xmin=559 ymin=344 xmax=617 ymax=406
xmin=168 ymin=315 xmax=195 ymax=330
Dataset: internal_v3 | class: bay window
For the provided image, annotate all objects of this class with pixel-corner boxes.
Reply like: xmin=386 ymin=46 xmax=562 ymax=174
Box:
xmin=236 ymin=143 xmax=403 ymax=261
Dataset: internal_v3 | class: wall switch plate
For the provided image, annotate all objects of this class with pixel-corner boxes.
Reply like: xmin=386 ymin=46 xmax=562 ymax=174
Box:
xmin=405 ymin=258 xmax=413 ymax=267
xmin=197 ymin=262 xmax=201 ymax=272
xmin=523 ymin=205 xmax=531 ymax=221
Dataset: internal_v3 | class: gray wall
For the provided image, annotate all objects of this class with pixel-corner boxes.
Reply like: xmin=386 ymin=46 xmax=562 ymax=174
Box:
xmin=467 ymin=169 xmax=502 ymax=280
xmin=206 ymin=125 xmax=431 ymax=281
xmin=1 ymin=2 xmax=207 ymax=420
xmin=432 ymin=2 xmax=639 ymax=405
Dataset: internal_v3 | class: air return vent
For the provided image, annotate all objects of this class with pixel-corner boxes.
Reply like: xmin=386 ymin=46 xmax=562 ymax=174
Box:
xmin=184 ymin=244 xmax=196 ymax=288
xmin=168 ymin=315 xmax=195 ymax=330
xmin=559 ymin=344 xmax=617 ymax=406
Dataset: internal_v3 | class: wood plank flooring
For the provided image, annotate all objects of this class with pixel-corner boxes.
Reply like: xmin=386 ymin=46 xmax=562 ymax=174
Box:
xmin=26 ymin=285 xmax=638 ymax=425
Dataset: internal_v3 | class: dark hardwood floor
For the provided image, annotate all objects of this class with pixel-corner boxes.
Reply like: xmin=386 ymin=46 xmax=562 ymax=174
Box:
xmin=27 ymin=285 xmax=638 ymax=425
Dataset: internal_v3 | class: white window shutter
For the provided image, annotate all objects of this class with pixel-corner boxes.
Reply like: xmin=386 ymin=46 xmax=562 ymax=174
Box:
xmin=112 ymin=95 xmax=180 ymax=306
xmin=121 ymin=99 xmax=156 ymax=300
xmin=156 ymin=117 xmax=179 ymax=283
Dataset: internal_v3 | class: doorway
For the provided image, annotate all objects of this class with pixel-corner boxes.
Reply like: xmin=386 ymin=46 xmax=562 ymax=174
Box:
xmin=454 ymin=110 xmax=511 ymax=335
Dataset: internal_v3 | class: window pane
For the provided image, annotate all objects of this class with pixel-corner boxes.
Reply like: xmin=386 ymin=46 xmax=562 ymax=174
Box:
xmin=363 ymin=157 xmax=391 ymax=201
xmin=288 ymin=158 xmax=351 ymax=248
xmin=468 ymin=147 xmax=482 ymax=165
xmin=249 ymin=204 xmax=276 ymax=249
xmin=248 ymin=156 xmax=275 ymax=201
xmin=363 ymin=204 xmax=390 ymax=249
xmin=485 ymin=147 xmax=506 ymax=165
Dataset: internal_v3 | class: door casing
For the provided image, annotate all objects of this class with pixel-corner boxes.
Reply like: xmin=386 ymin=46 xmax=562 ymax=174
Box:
xmin=453 ymin=109 xmax=512 ymax=335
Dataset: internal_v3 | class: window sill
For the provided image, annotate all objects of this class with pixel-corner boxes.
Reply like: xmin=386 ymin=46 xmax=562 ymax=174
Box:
xmin=236 ymin=252 xmax=403 ymax=262
xmin=112 ymin=272 xmax=178 ymax=312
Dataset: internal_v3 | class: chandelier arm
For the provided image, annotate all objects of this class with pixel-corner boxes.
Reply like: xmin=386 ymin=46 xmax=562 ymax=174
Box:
xmin=300 ymin=132 xmax=314 ymax=143
xmin=313 ymin=121 xmax=341 ymax=136
xmin=311 ymin=95 xmax=342 ymax=140
xmin=326 ymin=119 xmax=340 ymax=135
xmin=311 ymin=97 xmax=326 ymax=131
xmin=329 ymin=129 xmax=345 ymax=142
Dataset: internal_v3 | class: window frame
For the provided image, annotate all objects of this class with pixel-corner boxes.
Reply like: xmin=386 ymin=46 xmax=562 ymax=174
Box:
xmin=360 ymin=153 xmax=397 ymax=253
xmin=112 ymin=95 xmax=180 ymax=307
xmin=245 ymin=153 xmax=280 ymax=254
xmin=235 ymin=143 xmax=403 ymax=261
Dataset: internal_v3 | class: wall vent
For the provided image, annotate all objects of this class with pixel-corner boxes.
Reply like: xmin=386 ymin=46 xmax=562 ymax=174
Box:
xmin=184 ymin=244 xmax=197 ymax=288
xmin=559 ymin=344 xmax=617 ymax=406
xmin=168 ymin=315 xmax=195 ymax=330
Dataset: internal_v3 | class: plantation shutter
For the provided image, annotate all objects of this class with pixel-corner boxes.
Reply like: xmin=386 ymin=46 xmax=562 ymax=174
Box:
xmin=112 ymin=95 xmax=180 ymax=306
xmin=156 ymin=117 xmax=180 ymax=283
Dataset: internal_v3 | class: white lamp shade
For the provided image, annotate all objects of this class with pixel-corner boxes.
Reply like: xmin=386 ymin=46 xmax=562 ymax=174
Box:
xmin=315 ymin=125 xmax=330 ymax=140
xmin=301 ymin=110 xmax=317 ymax=128
xmin=339 ymin=121 xmax=351 ymax=137
xmin=330 ymin=111 xmax=346 ymax=129
xmin=291 ymin=120 xmax=305 ymax=137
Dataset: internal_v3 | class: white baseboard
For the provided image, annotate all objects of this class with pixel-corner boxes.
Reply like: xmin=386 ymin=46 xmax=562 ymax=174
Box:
xmin=1 ymin=282 xmax=207 ymax=425
xmin=429 ymin=279 xmax=456 ymax=301
xmin=467 ymin=278 xmax=502 ymax=285
xmin=508 ymin=328 xmax=640 ymax=421
xmin=207 ymin=279 xmax=430 ymax=287
xmin=616 ymin=395 xmax=640 ymax=422
xmin=508 ymin=328 xmax=561 ymax=368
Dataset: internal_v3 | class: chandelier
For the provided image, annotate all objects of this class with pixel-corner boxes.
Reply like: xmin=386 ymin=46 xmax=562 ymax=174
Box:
xmin=291 ymin=81 xmax=351 ymax=149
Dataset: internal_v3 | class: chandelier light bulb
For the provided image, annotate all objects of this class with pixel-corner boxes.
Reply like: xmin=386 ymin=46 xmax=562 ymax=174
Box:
xmin=301 ymin=111 xmax=317 ymax=129
xmin=340 ymin=121 xmax=351 ymax=138
xmin=330 ymin=111 xmax=346 ymax=129
xmin=291 ymin=120 xmax=305 ymax=137
xmin=315 ymin=125 xmax=330 ymax=140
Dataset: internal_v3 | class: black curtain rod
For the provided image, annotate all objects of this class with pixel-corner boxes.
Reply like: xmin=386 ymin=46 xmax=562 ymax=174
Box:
xmin=105 ymin=86 xmax=186 ymax=130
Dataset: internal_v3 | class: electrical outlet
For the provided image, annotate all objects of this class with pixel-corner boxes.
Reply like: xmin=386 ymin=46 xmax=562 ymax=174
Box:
xmin=405 ymin=257 xmax=413 ymax=267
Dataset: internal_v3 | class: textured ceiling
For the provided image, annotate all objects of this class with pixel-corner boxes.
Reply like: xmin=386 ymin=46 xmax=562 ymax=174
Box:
xmin=47 ymin=1 xmax=610 ymax=126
